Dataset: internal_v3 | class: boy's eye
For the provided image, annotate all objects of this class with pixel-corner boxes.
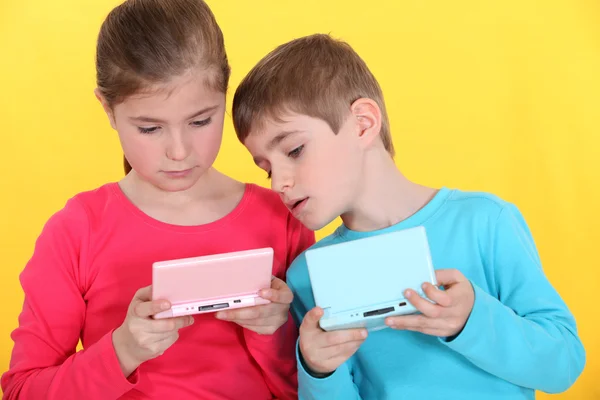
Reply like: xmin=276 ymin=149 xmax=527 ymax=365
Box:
xmin=191 ymin=117 xmax=212 ymax=127
xmin=138 ymin=126 xmax=159 ymax=134
xmin=288 ymin=145 xmax=304 ymax=158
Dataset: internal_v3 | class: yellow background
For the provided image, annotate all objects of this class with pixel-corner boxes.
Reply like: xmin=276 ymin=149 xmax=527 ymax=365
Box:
xmin=1 ymin=0 xmax=598 ymax=398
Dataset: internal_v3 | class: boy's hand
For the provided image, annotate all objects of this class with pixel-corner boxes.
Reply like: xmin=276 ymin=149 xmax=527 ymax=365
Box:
xmin=215 ymin=276 xmax=291 ymax=335
xmin=299 ymin=307 xmax=368 ymax=375
xmin=385 ymin=269 xmax=474 ymax=338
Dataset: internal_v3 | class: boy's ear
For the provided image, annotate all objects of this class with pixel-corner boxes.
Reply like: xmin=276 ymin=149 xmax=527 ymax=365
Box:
xmin=350 ymin=98 xmax=382 ymax=149
xmin=94 ymin=88 xmax=117 ymax=130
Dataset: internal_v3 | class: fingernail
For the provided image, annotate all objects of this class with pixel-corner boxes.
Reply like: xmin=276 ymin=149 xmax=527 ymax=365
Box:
xmin=261 ymin=289 xmax=271 ymax=298
xmin=361 ymin=330 xmax=368 ymax=338
xmin=405 ymin=290 xmax=412 ymax=298
xmin=386 ymin=320 xmax=395 ymax=327
xmin=215 ymin=312 xmax=223 ymax=319
xmin=161 ymin=302 xmax=170 ymax=310
xmin=189 ymin=317 xmax=195 ymax=325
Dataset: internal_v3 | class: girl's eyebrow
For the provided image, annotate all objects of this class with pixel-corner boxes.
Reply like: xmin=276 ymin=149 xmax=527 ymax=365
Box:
xmin=129 ymin=105 xmax=219 ymax=124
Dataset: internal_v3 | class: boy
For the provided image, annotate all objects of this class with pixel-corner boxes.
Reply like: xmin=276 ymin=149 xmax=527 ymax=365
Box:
xmin=231 ymin=34 xmax=585 ymax=399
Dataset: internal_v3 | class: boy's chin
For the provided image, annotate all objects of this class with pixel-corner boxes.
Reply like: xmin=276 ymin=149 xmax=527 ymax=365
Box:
xmin=298 ymin=213 xmax=337 ymax=232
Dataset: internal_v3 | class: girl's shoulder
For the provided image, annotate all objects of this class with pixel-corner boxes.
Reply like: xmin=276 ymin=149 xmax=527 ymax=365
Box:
xmin=243 ymin=183 xmax=288 ymax=215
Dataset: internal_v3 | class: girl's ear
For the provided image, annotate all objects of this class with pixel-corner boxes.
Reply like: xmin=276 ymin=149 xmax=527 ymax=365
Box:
xmin=94 ymin=88 xmax=117 ymax=130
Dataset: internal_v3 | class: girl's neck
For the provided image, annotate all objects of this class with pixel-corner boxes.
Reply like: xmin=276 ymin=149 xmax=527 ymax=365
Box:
xmin=119 ymin=168 xmax=246 ymax=226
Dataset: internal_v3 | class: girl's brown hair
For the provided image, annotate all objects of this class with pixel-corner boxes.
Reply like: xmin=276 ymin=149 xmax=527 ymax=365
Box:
xmin=95 ymin=0 xmax=230 ymax=174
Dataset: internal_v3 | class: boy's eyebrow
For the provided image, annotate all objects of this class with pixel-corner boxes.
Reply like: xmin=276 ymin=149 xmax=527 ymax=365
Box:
xmin=267 ymin=130 xmax=302 ymax=150
xmin=252 ymin=130 xmax=304 ymax=165
xmin=129 ymin=105 xmax=219 ymax=124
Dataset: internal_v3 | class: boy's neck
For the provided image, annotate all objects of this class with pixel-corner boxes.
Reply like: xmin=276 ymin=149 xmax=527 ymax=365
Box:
xmin=341 ymin=149 xmax=438 ymax=233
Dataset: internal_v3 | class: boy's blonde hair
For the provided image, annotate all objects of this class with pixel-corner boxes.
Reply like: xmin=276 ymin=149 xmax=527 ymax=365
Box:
xmin=232 ymin=34 xmax=394 ymax=156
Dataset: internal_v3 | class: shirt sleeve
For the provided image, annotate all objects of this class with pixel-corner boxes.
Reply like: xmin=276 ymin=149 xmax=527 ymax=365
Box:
xmin=296 ymin=342 xmax=363 ymax=400
xmin=242 ymin=212 xmax=315 ymax=399
xmin=1 ymin=198 xmax=138 ymax=399
xmin=287 ymin=251 xmax=363 ymax=400
xmin=243 ymin=318 xmax=299 ymax=400
xmin=285 ymin=213 xmax=316 ymax=274
xmin=441 ymin=203 xmax=586 ymax=393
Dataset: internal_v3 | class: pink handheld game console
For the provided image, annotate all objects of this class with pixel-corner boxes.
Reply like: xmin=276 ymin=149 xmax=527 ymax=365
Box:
xmin=152 ymin=247 xmax=274 ymax=319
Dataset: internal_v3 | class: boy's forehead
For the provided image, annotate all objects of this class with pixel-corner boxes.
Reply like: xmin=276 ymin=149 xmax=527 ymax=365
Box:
xmin=254 ymin=112 xmax=320 ymax=135
xmin=245 ymin=114 xmax=310 ymax=148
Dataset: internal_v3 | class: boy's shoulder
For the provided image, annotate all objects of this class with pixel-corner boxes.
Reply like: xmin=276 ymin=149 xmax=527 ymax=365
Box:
xmin=286 ymin=188 xmax=527 ymax=286
xmin=446 ymin=188 xmax=510 ymax=211
xmin=441 ymin=188 xmax=523 ymax=223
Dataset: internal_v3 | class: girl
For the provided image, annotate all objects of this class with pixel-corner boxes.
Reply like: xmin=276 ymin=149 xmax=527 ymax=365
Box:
xmin=1 ymin=0 xmax=314 ymax=399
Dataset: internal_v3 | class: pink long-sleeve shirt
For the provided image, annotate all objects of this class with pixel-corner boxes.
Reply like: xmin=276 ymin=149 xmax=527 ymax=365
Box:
xmin=2 ymin=183 xmax=315 ymax=399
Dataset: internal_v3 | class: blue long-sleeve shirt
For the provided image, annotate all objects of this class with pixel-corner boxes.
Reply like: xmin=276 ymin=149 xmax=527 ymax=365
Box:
xmin=287 ymin=188 xmax=585 ymax=399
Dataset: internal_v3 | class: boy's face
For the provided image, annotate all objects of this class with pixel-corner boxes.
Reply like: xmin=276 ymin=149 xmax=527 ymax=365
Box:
xmin=244 ymin=113 xmax=365 ymax=230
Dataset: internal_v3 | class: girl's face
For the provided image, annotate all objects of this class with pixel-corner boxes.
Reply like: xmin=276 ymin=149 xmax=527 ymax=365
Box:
xmin=98 ymin=69 xmax=226 ymax=193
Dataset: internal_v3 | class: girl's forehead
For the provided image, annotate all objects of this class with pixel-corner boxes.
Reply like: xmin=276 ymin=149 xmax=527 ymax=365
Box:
xmin=114 ymin=82 xmax=225 ymax=123
xmin=131 ymin=69 xmax=219 ymax=99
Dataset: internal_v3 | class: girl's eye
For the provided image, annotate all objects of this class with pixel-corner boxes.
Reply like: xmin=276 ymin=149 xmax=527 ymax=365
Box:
xmin=191 ymin=117 xmax=212 ymax=127
xmin=138 ymin=126 xmax=159 ymax=134
xmin=266 ymin=170 xmax=272 ymax=180
xmin=288 ymin=145 xmax=304 ymax=158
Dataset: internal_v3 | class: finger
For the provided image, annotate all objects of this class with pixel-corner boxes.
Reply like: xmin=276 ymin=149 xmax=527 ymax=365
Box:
xmin=300 ymin=307 xmax=324 ymax=332
xmin=385 ymin=314 xmax=442 ymax=333
xmin=259 ymin=277 xmax=293 ymax=304
xmin=134 ymin=299 xmax=171 ymax=318
xmin=404 ymin=289 xmax=444 ymax=318
xmin=153 ymin=331 xmax=180 ymax=355
xmin=150 ymin=315 xmax=194 ymax=333
xmin=216 ymin=304 xmax=274 ymax=321
xmin=421 ymin=282 xmax=453 ymax=307
xmin=232 ymin=313 xmax=287 ymax=327
xmin=236 ymin=323 xmax=274 ymax=331
xmin=236 ymin=318 xmax=286 ymax=333
xmin=133 ymin=286 xmax=152 ymax=302
xmin=321 ymin=340 xmax=364 ymax=361
xmin=324 ymin=354 xmax=360 ymax=372
xmin=320 ymin=329 xmax=368 ymax=349
xmin=389 ymin=324 xmax=446 ymax=336
xmin=434 ymin=269 xmax=466 ymax=287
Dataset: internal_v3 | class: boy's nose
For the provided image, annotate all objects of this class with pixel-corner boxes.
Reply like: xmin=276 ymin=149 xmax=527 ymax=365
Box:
xmin=271 ymin=170 xmax=293 ymax=194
